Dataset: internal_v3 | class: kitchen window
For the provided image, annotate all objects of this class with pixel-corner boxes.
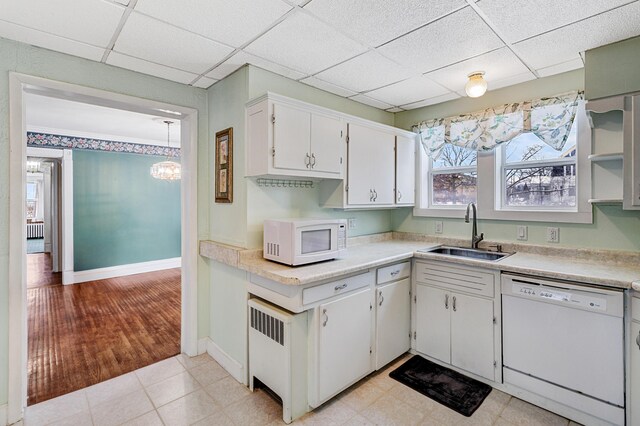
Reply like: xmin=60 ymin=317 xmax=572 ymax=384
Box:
xmin=414 ymin=91 xmax=592 ymax=223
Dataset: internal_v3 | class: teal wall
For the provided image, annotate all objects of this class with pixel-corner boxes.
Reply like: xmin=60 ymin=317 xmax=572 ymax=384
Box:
xmin=0 ymin=37 xmax=210 ymax=407
xmin=73 ymin=150 xmax=181 ymax=271
xmin=585 ymin=36 xmax=640 ymax=100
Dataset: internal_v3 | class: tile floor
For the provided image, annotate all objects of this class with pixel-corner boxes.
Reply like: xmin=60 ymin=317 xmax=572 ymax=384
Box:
xmin=20 ymin=353 xmax=576 ymax=426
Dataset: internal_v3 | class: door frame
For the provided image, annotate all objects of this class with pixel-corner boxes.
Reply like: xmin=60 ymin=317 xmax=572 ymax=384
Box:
xmin=8 ymin=73 xmax=200 ymax=423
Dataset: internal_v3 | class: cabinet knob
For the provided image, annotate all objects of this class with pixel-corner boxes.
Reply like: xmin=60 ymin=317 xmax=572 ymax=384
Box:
xmin=390 ymin=270 xmax=400 ymax=276
xmin=452 ymin=296 xmax=457 ymax=312
xmin=334 ymin=283 xmax=347 ymax=292
xmin=379 ymin=290 xmax=384 ymax=306
xmin=445 ymin=294 xmax=449 ymax=309
xmin=322 ymin=309 xmax=328 ymax=327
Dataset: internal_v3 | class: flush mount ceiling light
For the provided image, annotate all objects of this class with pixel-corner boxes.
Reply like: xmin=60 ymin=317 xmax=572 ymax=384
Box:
xmin=150 ymin=120 xmax=181 ymax=181
xmin=465 ymin=71 xmax=488 ymax=98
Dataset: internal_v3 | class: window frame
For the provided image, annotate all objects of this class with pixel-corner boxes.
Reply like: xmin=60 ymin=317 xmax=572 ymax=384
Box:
xmin=414 ymin=100 xmax=592 ymax=223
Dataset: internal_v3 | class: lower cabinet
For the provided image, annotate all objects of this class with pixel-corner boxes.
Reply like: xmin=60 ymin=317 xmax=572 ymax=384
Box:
xmin=631 ymin=299 xmax=640 ymax=426
xmin=375 ymin=278 xmax=411 ymax=369
xmin=311 ymin=287 xmax=373 ymax=406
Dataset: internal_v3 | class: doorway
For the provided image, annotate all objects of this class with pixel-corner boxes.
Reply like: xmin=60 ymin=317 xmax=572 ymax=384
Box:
xmin=8 ymin=73 xmax=199 ymax=423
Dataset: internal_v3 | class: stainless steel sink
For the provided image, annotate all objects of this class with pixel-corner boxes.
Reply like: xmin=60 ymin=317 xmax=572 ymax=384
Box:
xmin=418 ymin=246 xmax=512 ymax=261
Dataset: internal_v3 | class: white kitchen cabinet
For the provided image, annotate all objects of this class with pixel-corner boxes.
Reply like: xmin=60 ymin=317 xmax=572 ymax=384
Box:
xmin=311 ymin=287 xmax=372 ymax=407
xmin=246 ymin=93 xmax=345 ymax=179
xmin=414 ymin=261 xmax=498 ymax=381
xmin=627 ymin=94 xmax=640 ymax=209
xmin=347 ymin=123 xmax=395 ymax=206
xmin=631 ymin=296 xmax=640 ymax=426
xmin=395 ymin=135 xmax=415 ymax=205
xmin=375 ymin=278 xmax=411 ymax=369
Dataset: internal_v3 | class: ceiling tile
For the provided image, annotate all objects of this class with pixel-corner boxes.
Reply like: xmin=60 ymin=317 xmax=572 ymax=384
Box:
xmin=364 ymin=76 xmax=450 ymax=106
xmin=400 ymin=92 xmax=461 ymax=110
xmin=192 ymin=77 xmax=218 ymax=89
xmin=114 ymin=12 xmax=234 ymax=74
xmin=513 ymin=2 xmax=640 ymax=70
xmin=349 ymin=94 xmax=393 ymax=110
xmin=378 ymin=7 xmax=504 ymax=73
xmin=476 ymin=0 xmax=633 ymax=43
xmin=135 ymin=0 xmax=292 ymax=48
xmin=304 ymin=0 xmax=466 ymax=47
xmin=489 ymin=71 xmax=537 ymax=92
xmin=425 ymin=48 xmax=530 ymax=93
xmin=314 ymin=51 xmax=415 ymax=93
xmin=0 ymin=0 xmax=124 ymax=47
xmin=244 ymin=11 xmax=367 ymax=75
xmin=300 ymin=76 xmax=358 ymax=98
xmin=0 ymin=20 xmax=105 ymax=61
xmin=206 ymin=51 xmax=307 ymax=81
xmin=536 ymin=58 xmax=584 ymax=78
xmin=106 ymin=52 xmax=199 ymax=84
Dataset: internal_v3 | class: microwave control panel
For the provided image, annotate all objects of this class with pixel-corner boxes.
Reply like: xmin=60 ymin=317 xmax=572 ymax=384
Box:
xmin=338 ymin=224 xmax=346 ymax=249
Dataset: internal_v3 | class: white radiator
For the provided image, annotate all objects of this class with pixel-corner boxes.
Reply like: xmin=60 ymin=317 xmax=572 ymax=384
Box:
xmin=26 ymin=222 xmax=44 ymax=239
xmin=248 ymin=298 xmax=308 ymax=424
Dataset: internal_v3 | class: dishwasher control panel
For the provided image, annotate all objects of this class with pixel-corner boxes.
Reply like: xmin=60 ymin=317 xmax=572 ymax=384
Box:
xmin=510 ymin=282 xmax=607 ymax=311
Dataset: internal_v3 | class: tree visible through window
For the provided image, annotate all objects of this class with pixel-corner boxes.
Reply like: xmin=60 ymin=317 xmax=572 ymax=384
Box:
xmin=430 ymin=144 xmax=477 ymax=206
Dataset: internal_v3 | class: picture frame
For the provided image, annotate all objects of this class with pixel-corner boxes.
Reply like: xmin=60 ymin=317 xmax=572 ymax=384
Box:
xmin=215 ymin=127 xmax=233 ymax=203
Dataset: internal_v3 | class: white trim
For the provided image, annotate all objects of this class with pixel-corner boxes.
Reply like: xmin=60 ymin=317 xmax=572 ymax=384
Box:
xmin=64 ymin=257 xmax=182 ymax=285
xmin=206 ymin=338 xmax=246 ymax=385
xmin=0 ymin=403 xmax=7 ymax=426
xmin=8 ymin=73 xmax=199 ymax=423
xmin=197 ymin=337 xmax=209 ymax=355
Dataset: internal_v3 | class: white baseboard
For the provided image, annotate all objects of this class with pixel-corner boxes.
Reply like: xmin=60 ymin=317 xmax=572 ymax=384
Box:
xmin=205 ymin=338 xmax=246 ymax=385
xmin=197 ymin=338 xmax=208 ymax=355
xmin=0 ymin=403 xmax=7 ymax=426
xmin=63 ymin=257 xmax=181 ymax=285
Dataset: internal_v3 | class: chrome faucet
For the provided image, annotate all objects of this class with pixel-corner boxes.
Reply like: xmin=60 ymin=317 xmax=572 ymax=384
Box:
xmin=465 ymin=202 xmax=484 ymax=249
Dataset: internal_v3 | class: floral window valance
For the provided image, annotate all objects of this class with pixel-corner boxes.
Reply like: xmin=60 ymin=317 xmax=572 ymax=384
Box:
xmin=412 ymin=91 xmax=584 ymax=159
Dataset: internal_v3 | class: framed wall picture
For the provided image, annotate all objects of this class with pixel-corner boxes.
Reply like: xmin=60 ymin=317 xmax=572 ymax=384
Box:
xmin=215 ymin=127 xmax=233 ymax=203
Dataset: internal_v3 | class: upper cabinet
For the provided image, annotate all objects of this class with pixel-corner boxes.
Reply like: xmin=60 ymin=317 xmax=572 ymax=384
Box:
xmin=246 ymin=94 xmax=346 ymax=179
xmin=396 ymin=135 xmax=416 ymax=206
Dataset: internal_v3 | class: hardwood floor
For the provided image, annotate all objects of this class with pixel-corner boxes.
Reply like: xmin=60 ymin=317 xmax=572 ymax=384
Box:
xmin=27 ymin=253 xmax=61 ymax=288
xmin=27 ymin=268 xmax=181 ymax=405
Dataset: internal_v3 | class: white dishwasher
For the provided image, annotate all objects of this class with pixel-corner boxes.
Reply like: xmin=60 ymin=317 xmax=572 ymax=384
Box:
xmin=501 ymin=274 xmax=625 ymax=425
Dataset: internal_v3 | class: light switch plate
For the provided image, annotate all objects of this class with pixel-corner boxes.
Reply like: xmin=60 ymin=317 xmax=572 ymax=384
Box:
xmin=348 ymin=218 xmax=357 ymax=229
xmin=546 ymin=227 xmax=560 ymax=243
xmin=435 ymin=221 xmax=443 ymax=234
xmin=516 ymin=225 xmax=528 ymax=241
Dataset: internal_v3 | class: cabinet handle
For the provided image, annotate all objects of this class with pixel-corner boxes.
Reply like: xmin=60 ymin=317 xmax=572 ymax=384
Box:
xmin=636 ymin=330 xmax=640 ymax=350
xmin=322 ymin=309 xmax=328 ymax=327
xmin=334 ymin=283 xmax=347 ymax=292
xmin=369 ymin=189 xmax=373 ymax=202
xmin=305 ymin=153 xmax=310 ymax=168
xmin=398 ymin=190 xmax=402 ymax=201
xmin=445 ymin=294 xmax=449 ymax=309
xmin=379 ymin=290 xmax=384 ymax=306
xmin=390 ymin=270 xmax=400 ymax=277
xmin=373 ymin=189 xmax=378 ymax=201
xmin=310 ymin=153 xmax=316 ymax=168
xmin=452 ymin=296 xmax=457 ymax=312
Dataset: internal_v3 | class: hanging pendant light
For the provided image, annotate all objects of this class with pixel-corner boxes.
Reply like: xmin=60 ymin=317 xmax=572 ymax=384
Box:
xmin=465 ymin=71 xmax=488 ymax=98
xmin=151 ymin=120 xmax=181 ymax=180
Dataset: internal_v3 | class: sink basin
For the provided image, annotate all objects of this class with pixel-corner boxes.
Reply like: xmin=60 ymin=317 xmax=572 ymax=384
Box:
xmin=418 ymin=246 xmax=512 ymax=261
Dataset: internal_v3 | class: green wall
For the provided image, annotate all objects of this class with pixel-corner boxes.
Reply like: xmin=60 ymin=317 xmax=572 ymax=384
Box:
xmin=585 ymin=36 xmax=640 ymax=100
xmin=0 ymin=37 xmax=210 ymax=408
xmin=393 ymin=68 xmax=640 ymax=251
xmin=73 ymin=150 xmax=181 ymax=271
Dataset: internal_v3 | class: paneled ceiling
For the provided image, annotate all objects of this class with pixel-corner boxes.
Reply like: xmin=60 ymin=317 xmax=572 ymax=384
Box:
xmin=1 ymin=0 xmax=639 ymax=111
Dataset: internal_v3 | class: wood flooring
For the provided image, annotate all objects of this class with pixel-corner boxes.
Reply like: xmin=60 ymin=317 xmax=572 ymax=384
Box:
xmin=27 ymin=253 xmax=62 ymax=288
xmin=27 ymin=267 xmax=181 ymax=405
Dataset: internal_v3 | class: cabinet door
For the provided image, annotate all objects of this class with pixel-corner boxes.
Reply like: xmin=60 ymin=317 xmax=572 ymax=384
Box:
xmin=631 ymin=321 xmax=640 ymax=426
xmin=317 ymin=288 xmax=372 ymax=403
xmin=375 ymin=278 xmax=411 ymax=370
xmin=272 ymin=103 xmax=311 ymax=171
xmin=395 ymin=135 xmax=415 ymax=205
xmin=450 ymin=292 xmax=494 ymax=380
xmin=415 ymin=285 xmax=450 ymax=363
xmin=347 ymin=123 xmax=395 ymax=205
xmin=311 ymin=113 xmax=343 ymax=175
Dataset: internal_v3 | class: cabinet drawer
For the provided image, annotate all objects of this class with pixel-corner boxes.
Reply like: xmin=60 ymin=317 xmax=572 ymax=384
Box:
xmin=377 ymin=261 xmax=411 ymax=285
xmin=303 ymin=272 xmax=373 ymax=305
xmin=633 ymin=296 xmax=640 ymax=322
xmin=415 ymin=261 xmax=495 ymax=298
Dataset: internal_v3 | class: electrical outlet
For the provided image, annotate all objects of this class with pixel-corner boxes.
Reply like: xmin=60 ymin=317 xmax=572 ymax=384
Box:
xmin=516 ymin=225 xmax=528 ymax=241
xmin=546 ymin=227 xmax=560 ymax=243
xmin=348 ymin=218 xmax=357 ymax=230
xmin=435 ymin=221 xmax=443 ymax=234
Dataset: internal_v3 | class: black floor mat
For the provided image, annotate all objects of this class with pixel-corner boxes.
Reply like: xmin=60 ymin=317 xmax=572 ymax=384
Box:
xmin=389 ymin=355 xmax=492 ymax=417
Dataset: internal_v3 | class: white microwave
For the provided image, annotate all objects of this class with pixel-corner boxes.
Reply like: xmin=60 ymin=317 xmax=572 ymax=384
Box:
xmin=263 ymin=219 xmax=347 ymax=266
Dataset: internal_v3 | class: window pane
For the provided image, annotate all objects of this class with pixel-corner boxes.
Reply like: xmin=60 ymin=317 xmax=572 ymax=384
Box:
xmin=26 ymin=182 xmax=37 ymax=200
xmin=432 ymin=144 xmax=477 ymax=168
xmin=505 ymin=165 xmax=576 ymax=207
xmin=432 ymin=172 xmax=477 ymax=205
xmin=504 ymin=122 xmax=577 ymax=163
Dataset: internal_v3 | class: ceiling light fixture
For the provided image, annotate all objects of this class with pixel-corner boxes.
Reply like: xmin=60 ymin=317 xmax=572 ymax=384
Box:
xmin=150 ymin=120 xmax=181 ymax=181
xmin=465 ymin=71 xmax=488 ymax=98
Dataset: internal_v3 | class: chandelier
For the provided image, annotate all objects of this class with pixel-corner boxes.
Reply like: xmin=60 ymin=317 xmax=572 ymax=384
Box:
xmin=151 ymin=120 xmax=181 ymax=180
